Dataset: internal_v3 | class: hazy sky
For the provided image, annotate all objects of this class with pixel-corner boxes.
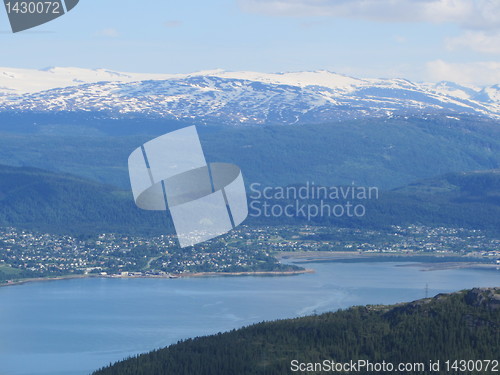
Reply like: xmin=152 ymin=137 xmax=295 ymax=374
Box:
xmin=1 ymin=0 xmax=499 ymax=85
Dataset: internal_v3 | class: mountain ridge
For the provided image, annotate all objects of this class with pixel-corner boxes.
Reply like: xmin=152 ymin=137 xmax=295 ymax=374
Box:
xmin=0 ymin=67 xmax=499 ymax=125
xmin=0 ymin=164 xmax=498 ymax=235
xmin=0 ymin=164 xmax=172 ymax=235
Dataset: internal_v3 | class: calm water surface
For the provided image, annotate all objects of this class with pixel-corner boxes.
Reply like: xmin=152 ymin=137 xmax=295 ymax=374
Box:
xmin=0 ymin=261 xmax=498 ymax=375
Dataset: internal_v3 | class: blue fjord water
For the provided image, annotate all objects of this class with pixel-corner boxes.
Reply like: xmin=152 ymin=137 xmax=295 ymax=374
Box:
xmin=0 ymin=261 xmax=498 ymax=375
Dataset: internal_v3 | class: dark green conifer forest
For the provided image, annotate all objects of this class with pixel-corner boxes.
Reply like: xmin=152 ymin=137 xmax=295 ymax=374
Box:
xmin=93 ymin=288 xmax=499 ymax=375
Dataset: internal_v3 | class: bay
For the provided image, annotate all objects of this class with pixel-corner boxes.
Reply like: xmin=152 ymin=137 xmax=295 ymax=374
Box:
xmin=0 ymin=261 xmax=498 ymax=375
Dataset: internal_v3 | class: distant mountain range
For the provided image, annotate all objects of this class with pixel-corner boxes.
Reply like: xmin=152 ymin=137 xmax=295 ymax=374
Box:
xmin=0 ymin=68 xmax=498 ymax=194
xmin=0 ymin=67 xmax=499 ymax=125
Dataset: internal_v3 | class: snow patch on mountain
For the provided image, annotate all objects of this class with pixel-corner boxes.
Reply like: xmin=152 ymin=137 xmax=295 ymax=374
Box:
xmin=0 ymin=67 xmax=498 ymax=124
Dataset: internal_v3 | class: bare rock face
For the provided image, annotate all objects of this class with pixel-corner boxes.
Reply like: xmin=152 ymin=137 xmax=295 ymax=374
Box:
xmin=464 ymin=287 xmax=500 ymax=310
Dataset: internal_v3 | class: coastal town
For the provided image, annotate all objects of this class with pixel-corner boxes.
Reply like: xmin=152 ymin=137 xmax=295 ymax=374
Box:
xmin=0 ymin=224 xmax=498 ymax=284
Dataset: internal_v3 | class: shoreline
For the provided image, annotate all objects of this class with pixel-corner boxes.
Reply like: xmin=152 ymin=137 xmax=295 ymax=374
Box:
xmin=0 ymin=269 xmax=314 ymax=289
xmin=276 ymin=250 xmax=497 ymax=261
xmin=2 ymin=251 xmax=497 ymax=289
xmin=276 ymin=251 xmax=500 ymax=271
xmin=175 ymin=269 xmax=315 ymax=278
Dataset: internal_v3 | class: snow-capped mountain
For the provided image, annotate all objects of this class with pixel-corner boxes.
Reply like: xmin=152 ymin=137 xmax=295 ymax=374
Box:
xmin=0 ymin=67 xmax=498 ymax=125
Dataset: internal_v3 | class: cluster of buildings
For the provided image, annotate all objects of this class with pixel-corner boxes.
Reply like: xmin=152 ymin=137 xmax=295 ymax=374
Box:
xmin=0 ymin=224 xmax=498 ymax=282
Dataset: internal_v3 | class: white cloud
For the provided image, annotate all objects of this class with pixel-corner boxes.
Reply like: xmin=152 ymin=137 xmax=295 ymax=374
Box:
xmin=393 ymin=35 xmax=407 ymax=44
xmin=425 ymin=59 xmax=500 ymax=86
xmin=446 ymin=31 xmax=500 ymax=54
xmin=239 ymin=0 xmax=500 ymax=30
xmin=95 ymin=28 xmax=120 ymax=38
xmin=164 ymin=20 xmax=182 ymax=28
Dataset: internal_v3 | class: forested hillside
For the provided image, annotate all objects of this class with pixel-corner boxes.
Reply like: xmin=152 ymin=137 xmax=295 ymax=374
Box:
xmin=0 ymin=164 xmax=173 ymax=235
xmin=0 ymin=116 xmax=498 ymax=190
xmin=0 ymin=165 xmax=498 ymax=235
xmin=92 ymin=288 xmax=500 ymax=375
